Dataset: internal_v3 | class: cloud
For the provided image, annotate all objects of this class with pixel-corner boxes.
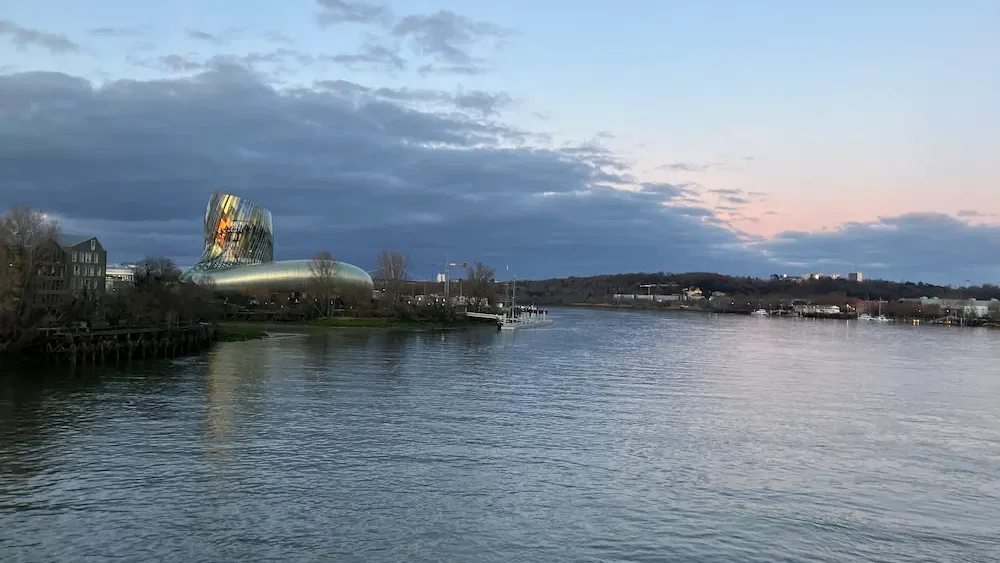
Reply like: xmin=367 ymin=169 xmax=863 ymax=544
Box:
xmin=316 ymin=0 xmax=392 ymax=26
xmin=261 ymin=31 xmax=294 ymax=44
xmin=416 ymin=62 xmax=494 ymax=76
xmin=4 ymin=64 xmax=990 ymax=282
xmin=136 ymin=54 xmax=203 ymax=73
xmin=957 ymin=209 xmax=995 ymax=218
xmin=130 ymin=49 xmax=319 ymax=74
xmin=724 ymin=196 xmax=751 ymax=205
xmin=657 ymin=161 xmax=722 ymax=173
xmin=90 ymin=26 xmax=145 ymax=38
xmin=312 ymin=4 xmax=510 ymax=74
xmin=0 ymin=65 xmax=765 ymax=278
xmin=323 ymin=42 xmax=405 ymax=72
xmin=762 ymin=213 xmax=1000 ymax=283
xmin=392 ymin=10 xmax=510 ymax=71
xmin=185 ymin=28 xmax=223 ymax=44
xmin=708 ymin=188 xmax=742 ymax=196
xmin=0 ymin=20 xmax=79 ymax=53
xmin=316 ymin=80 xmax=513 ymax=117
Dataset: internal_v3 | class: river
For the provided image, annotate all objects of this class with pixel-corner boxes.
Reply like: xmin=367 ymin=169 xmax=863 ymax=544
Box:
xmin=2 ymin=308 xmax=999 ymax=562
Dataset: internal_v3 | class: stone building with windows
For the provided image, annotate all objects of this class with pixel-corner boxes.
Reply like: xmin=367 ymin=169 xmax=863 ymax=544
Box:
xmin=24 ymin=235 xmax=107 ymax=303
xmin=59 ymin=235 xmax=107 ymax=297
xmin=4 ymin=234 xmax=107 ymax=306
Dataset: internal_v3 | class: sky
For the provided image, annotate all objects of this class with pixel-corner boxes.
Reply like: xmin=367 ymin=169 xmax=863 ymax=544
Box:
xmin=1 ymin=0 xmax=998 ymax=283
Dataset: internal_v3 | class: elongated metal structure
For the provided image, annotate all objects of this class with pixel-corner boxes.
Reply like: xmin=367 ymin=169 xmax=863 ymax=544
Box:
xmin=180 ymin=191 xmax=373 ymax=294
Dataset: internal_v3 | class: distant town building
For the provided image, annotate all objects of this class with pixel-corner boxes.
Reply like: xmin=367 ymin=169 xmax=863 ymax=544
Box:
xmin=847 ymin=272 xmax=863 ymax=282
xmin=912 ymin=297 xmax=998 ymax=318
xmin=799 ymin=304 xmax=841 ymax=315
xmin=105 ymin=263 xmax=137 ymax=293
xmin=683 ymin=287 xmax=704 ymax=299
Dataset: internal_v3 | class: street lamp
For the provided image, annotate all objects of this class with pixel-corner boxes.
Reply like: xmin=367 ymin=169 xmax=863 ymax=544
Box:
xmin=443 ymin=260 xmax=467 ymax=302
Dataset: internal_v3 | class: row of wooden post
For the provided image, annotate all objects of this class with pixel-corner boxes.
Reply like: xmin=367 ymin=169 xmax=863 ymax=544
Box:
xmin=39 ymin=325 xmax=216 ymax=365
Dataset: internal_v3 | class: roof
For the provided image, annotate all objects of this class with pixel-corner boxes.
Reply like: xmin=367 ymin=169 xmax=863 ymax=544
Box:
xmin=56 ymin=234 xmax=95 ymax=248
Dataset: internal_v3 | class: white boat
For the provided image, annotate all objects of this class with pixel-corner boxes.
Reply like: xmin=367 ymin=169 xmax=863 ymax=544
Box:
xmin=858 ymin=299 xmax=891 ymax=322
xmin=750 ymin=309 xmax=770 ymax=316
xmin=498 ymin=271 xmax=554 ymax=330
xmin=499 ymin=307 xmax=554 ymax=330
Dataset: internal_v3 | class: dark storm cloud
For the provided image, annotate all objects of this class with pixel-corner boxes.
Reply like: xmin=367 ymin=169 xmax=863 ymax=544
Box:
xmin=316 ymin=0 xmax=392 ymax=26
xmin=0 ymin=65 xmax=772 ymax=277
xmin=761 ymin=213 xmax=1000 ymax=283
xmin=0 ymin=20 xmax=79 ymax=53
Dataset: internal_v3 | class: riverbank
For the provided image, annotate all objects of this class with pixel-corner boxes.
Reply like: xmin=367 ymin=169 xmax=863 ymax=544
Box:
xmin=570 ymin=302 xmax=712 ymax=314
xmin=219 ymin=315 xmax=493 ymax=334
xmin=216 ymin=326 xmax=271 ymax=342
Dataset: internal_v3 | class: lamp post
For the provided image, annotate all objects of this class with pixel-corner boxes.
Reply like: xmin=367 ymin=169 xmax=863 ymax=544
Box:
xmin=443 ymin=259 xmax=467 ymax=303
xmin=961 ymin=279 xmax=971 ymax=326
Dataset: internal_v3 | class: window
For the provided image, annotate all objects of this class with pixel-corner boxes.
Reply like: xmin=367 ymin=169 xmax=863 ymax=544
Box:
xmin=73 ymin=265 xmax=80 ymax=275
xmin=72 ymin=251 xmax=77 ymax=262
xmin=97 ymin=268 xmax=103 ymax=277
xmin=84 ymin=253 xmax=90 ymax=263
xmin=88 ymin=266 xmax=94 ymax=277
xmin=90 ymin=240 xmax=96 ymax=251
xmin=94 ymin=253 xmax=100 ymax=264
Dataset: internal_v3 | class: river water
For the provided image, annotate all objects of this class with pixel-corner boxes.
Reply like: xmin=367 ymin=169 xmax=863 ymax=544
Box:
xmin=2 ymin=308 xmax=999 ymax=562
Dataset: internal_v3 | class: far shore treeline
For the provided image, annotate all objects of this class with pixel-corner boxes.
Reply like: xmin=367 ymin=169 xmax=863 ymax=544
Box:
xmin=4 ymin=203 xmax=1000 ymax=362
xmin=514 ymin=272 xmax=1000 ymax=306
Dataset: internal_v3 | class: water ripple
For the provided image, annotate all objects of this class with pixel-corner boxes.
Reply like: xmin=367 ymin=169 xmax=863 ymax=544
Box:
xmin=2 ymin=309 xmax=1000 ymax=562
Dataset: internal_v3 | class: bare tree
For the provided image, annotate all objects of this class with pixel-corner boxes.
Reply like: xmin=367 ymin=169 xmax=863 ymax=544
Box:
xmin=0 ymin=205 xmax=60 ymax=338
xmin=375 ymin=250 xmax=409 ymax=312
xmin=466 ymin=261 xmax=496 ymax=312
xmin=309 ymin=251 xmax=340 ymax=317
xmin=134 ymin=256 xmax=181 ymax=285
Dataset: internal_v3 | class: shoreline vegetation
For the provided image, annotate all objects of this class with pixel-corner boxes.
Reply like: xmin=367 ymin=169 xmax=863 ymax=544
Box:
xmin=1 ymin=208 xmax=503 ymax=365
xmin=4 ymin=203 xmax=998 ymax=366
xmin=569 ymin=300 xmax=1000 ymax=327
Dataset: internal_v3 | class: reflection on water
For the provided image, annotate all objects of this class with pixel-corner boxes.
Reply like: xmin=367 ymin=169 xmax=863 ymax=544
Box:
xmin=2 ymin=312 xmax=1000 ymax=562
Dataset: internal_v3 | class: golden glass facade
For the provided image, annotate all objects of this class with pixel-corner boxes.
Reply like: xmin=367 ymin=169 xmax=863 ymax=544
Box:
xmin=181 ymin=191 xmax=373 ymax=294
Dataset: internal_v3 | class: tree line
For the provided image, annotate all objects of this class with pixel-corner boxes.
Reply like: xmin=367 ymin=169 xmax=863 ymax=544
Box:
xmin=512 ymin=271 xmax=1000 ymax=306
xmin=1 ymin=205 xmax=219 ymax=356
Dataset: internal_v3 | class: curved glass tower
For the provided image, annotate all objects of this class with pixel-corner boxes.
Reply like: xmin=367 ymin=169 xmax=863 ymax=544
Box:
xmin=180 ymin=191 xmax=373 ymax=294
xmin=192 ymin=192 xmax=274 ymax=270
